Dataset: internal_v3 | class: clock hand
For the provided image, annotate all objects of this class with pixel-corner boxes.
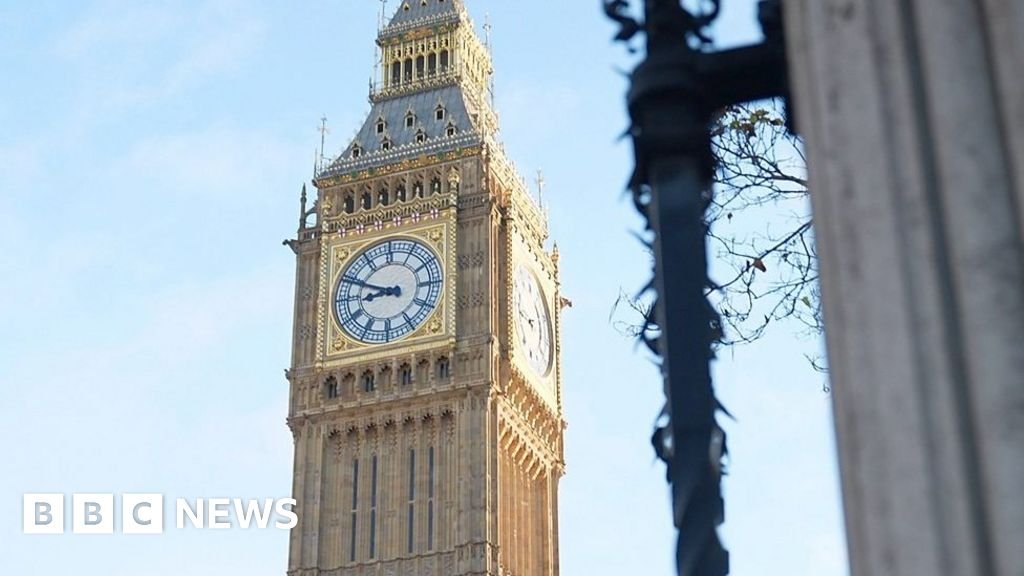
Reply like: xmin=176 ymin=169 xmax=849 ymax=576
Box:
xmin=363 ymin=289 xmax=386 ymax=302
xmin=362 ymin=285 xmax=403 ymax=302
xmin=343 ymin=277 xmax=391 ymax=292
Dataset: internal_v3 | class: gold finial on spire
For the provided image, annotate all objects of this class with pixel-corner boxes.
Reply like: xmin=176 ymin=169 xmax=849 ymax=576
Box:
xmin=535 ymin=169 xmax=546 ymax=207
xmin=483 ymin=13 xmax=492 ymax=49
xmin=484 ymin=14 xmax=495 ymax=108
xmin=317 ymin=115 xmax=330 ymax=172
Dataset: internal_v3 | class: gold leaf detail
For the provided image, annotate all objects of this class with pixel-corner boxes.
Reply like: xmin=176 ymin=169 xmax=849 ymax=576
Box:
xmin=335 ymin=248 xmax=351 ymax=266
xmin=428 ymin=228 xmax=444 ymax=248
xmin=332 ymin=337 xmax=348 ymax=352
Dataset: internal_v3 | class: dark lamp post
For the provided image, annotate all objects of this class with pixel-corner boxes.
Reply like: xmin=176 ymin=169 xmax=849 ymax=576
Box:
xmin=605 ymin=1 xmax=792 ymax=574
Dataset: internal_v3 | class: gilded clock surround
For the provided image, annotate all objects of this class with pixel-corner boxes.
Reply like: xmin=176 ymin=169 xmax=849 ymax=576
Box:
xmin=284 ymin=2 xmax=564 ymax=576
xmin=324 ymin=221 xmax=457 ymax=359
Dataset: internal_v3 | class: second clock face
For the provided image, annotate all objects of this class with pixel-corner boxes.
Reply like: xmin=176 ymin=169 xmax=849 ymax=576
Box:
xmin=334 ymin=238 xmax=443 ymax=344
xmin=513 ymin=263 xmax=553 ymax=377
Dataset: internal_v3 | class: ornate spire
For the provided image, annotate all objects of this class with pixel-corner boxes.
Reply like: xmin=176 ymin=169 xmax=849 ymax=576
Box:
xmin=382 ymin=0 xmax=465 ymax=35
xmin=371 ymin=0 xmax=490 ymax=105
xmin=316 ymin=0 xmax=497 ymax=181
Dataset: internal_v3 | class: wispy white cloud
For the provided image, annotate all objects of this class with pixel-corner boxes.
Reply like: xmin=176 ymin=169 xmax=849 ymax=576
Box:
xmin=0 ymin=123 xmax=304 ymax=331
xmin=162 ymin=17 xmax=264 ymax=96
xmin=108 ymin=126 xmax=304 ymax=204
xmin=54 ymin=2 xmax=184 ymax=60
xmin=54 ymin=0 xmax=266 ymax=109
xmin=134 ymin=261 xmax=293 ymax=368
xmin=0 ymin=258 xmax=293 ymax=477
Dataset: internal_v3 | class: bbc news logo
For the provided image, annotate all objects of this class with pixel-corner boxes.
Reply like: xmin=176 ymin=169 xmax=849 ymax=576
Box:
xmin=23 ymin=494 xmax=298 ymax=534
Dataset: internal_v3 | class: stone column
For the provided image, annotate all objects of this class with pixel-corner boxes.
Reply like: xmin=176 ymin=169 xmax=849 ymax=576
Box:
xmin=784 ymin=1 xmax=1024 ymax=575
xmin=288 ymin=424 xmax=304 ymax=574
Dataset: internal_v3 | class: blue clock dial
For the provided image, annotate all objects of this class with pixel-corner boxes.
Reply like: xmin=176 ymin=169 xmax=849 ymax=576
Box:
xmin=334 ymin=239 xmax=443 ymax=344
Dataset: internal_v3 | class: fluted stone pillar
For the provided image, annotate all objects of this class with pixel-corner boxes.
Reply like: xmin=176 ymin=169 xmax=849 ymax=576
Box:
xmin=784 ymin=1 xmax=1024 ymax=575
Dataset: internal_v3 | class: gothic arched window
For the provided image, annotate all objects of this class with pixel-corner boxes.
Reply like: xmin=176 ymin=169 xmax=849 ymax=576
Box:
xmin=362 ymin=371 xmax=376 ymax=393
xmin=436 ymin=357 xmax=450 ymax=380
xmin=361 ymin=191 xmax=373 ymax=209
xmin=324 ymin=376 xmax=339 ymax=399
xmin=344 ymin=193 xmax=355 ymax=214
xmin=399 ymin=363 xmax=412 ymax=386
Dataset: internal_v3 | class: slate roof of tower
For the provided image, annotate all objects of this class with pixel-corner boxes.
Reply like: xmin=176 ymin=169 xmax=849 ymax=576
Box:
xmin=319 ymin=85 xmax=480 ymax=177
xmin=315 ymin=0 xmax=481 ymax=179
xmin=383 ymin=0 xmax=463 ymax=35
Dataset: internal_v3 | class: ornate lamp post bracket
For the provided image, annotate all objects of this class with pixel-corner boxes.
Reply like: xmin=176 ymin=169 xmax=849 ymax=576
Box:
xmin=604 ymin=2 xmax=792 ymax=575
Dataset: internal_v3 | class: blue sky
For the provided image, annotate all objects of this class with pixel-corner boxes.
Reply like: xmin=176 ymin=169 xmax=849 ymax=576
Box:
xmin=0 ymin=1 xmax=846 ymax=574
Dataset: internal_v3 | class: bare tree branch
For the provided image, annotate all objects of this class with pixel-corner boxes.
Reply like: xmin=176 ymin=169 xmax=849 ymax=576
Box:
xmin=613 ymin=102 xmax=821 ymax=357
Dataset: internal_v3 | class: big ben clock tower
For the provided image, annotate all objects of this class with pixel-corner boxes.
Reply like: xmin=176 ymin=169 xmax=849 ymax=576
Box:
xmin=284 ymin=2 xmax=565 ymax=575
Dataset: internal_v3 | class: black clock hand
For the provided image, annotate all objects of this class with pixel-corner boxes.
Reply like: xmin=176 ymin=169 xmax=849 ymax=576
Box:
xmin=363 ymin=289 xmax=386 ymax=302
xmin=343 ymin=277 xmax=391 ymax=292
xmin=515 ymin=303 xmax=537 ymax=327
xmin=363 ymin=285 xmax=403 ymax=301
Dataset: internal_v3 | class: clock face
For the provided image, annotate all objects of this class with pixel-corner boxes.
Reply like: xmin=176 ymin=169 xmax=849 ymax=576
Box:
xmin=334 ymin=238 xmax=443 ymax=344
xmin=513 ymin=263 xmax=553 ymax=377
